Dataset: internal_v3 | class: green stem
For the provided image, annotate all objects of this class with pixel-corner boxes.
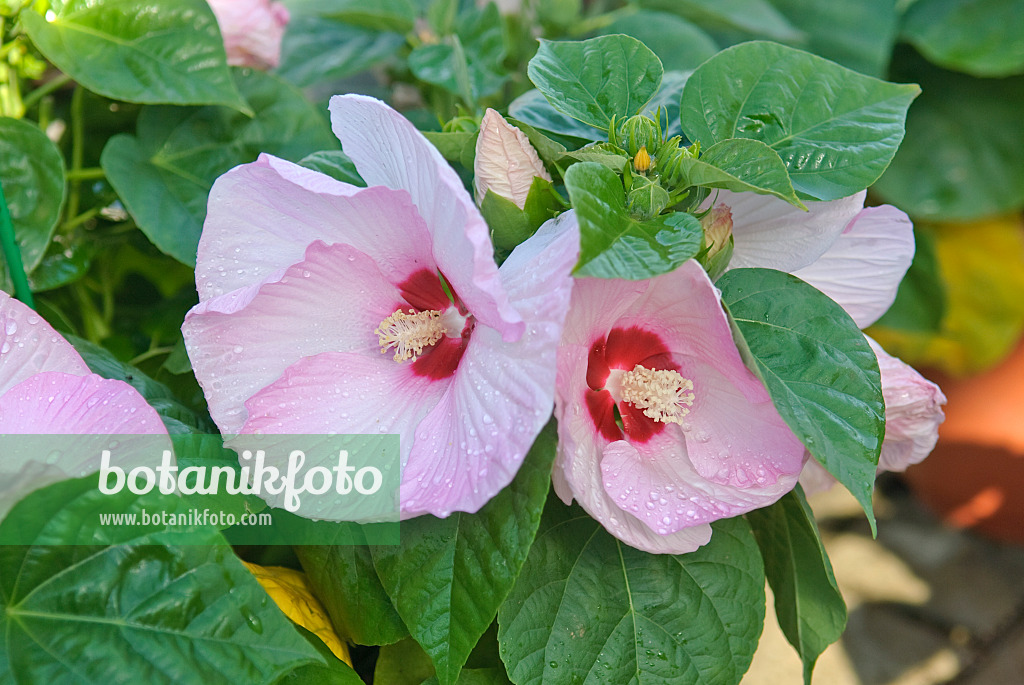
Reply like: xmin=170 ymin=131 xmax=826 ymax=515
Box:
xmin=21 ymin=74 xmax=72 ymax=111
xmin=0 ymin=181 xmax=35 ymax=308
xmin=63 ymin=205 xmax=101 ymax=231
xmin=67 ymin=86 xmax=85 ymax=221
xmin=65 ymin=167 xmax=105 ymax=181
xmin=129 ymin=346 xmax=175 ymax=366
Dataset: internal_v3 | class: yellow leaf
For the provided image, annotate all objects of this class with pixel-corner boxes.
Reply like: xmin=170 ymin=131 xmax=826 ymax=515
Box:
xmin=243 ymin=561 xmax=352 ymax=666
xmin=870 ymin=214 xmax=1024 ymax=376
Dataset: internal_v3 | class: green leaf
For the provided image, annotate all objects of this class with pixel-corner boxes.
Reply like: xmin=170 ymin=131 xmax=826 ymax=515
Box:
xmin=527 ymin=35 xmax=664 ymax=130
xmin=21 ymin=0 xmax=247 ymax=110
xmin=873 ymin=49 xmax=1024 ymax=220
xmin=0 ymin=117 xmax=65 ymax=292
xmin=0 ymin=477 xmax=321 ymax=684
xmin=299 ymin=151 xmax=366 ymax=187
xmin=641 ymin=71 xmax=689 ymax=140
xmin=718 ymin=268 xmax=883 ymax=532
xmin=278 ymin=16 xmax=405 ymax=87
xmin=746 ymin=488 xmax=847 ymax=685
xmin=410 ymin=4 xmax=507 ymax=102
xmin=661 ymin=138 xmax=804 ymax=208
xmin=497 ymin=515 xmax=766 ymax=685
xmin=370 ymin=425 xmax=557 ymax=685
xmin=375 ymin=637 xmax=437 ymax=685
xmin=902 ymin=0 xmax=1024 ymax=78
xmin=275 ymin=627 xmax=364 ymax=685
xmin=481 ymin=178 xmax=563 ymax=252
xmin=603 ymin=10 xmax=717 ymax=73
xmin=508 ymin=89 xmax=603 ymax=143
xmin=639 ymin=0 xmax=802 ymax=42
xmin=101 ymin=69 xmax=336 ymax=266
xmin=295 ymin=543 xmax=409 ymax=647
xmin=67 ymin=334 xmax=214 ymax=434
xmin=422 ymin=131 xmax=479 ymax=170
xmin=680 ymin=41 xmax=920 ymax=200
xmin=873 ymin=228 xmax=945 ymax=333
xmin=422 ymin=668 xmax=511 ymax=685
xmin=564 ymin=162 xmax=702 ymax=280
xmin=769 ymin=0 xmax=898 ymax=77
xmin=323 ymin=0 xmax=417 ymax=32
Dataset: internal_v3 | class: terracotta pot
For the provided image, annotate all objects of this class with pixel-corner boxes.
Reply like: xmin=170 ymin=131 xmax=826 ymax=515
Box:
xmin=904 ymin=341 xmax=1024 ymax=544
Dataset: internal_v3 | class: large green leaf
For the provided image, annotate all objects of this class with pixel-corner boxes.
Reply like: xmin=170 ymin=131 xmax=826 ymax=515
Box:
xmin=497 ymin=514 xmax=765 ymax=685
xmin=680 ymin=41 xmax=919 ymax=200
xmin=370 ymin=425 xmax=557 ymax=685
xmin=564 ymin=162 xmax=702 ymax=280
xmin=527 ymin=35 xmax=663 ymax=130
xmin=639 ymin=0 xmax=802 ymax=42
xmin=423 ymin=669 xmax=511 ymax=685
xmin=602 ymin=10 xmax=717 ymax=73
xmin=508 ymin=89 xmax=603 ymax=143
xmin=873 ymin=48 xmax=1024 ymax=220
xmin=902 ymin=0 xmax=1024 ymax=78
xmin=101 ymin=69 xmax=336 ymax=266
xmin=718 ymin=268 xmax=883 ymax=531
xmin=746 ymin=488 xmax=847 ymax=685
xmin=409 ymin=4 xmax=507 ymax=102
xmin=374 ymin=637 xmax=437 ymax=685
xmin=21 ymin=0 xmax=247 ymax=110
xmin=277 ymin=16 xmax=405 ymax=87
xmin=768 ymin=0 xmax=898 ymax=77
xmin=0 ymin=117 xmax=65 ymax=293
xmin=0 ymin=477 xmax=321 ymax=684
xmin=660 ymin=138 xmax=803 ymax=207
xmin=321 ymin=0 xmax=417 ymax=32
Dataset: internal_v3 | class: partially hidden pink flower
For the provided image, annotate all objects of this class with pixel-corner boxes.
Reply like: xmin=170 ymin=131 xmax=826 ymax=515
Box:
xmin=553 ymin=261 xmax=806 ymax=554
xmin=474 ymin=108 xmax=551 ymax=209
xmin=0 ymin=292 xmax=167 ymax=515
xmin=182 ymin=95 xmax=579 ymax=519
xmin=711 ymin=190 xmax=947 ymax=485
xmin=208 ymin=0 xmax=290 ymax=70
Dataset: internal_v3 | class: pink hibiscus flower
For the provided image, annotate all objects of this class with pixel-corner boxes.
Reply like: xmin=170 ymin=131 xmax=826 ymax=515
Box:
xmin=553 ymin=261 xmax=807 ymax=554
xmin=0 ymin=292 xmax=166 ymax=516
xmin=182 ymin=95 xmax=579 ymax=519
xmin=711 ymin=190 xmax=947 ymax=482
xmin=207 ymin=0 xmax=290 ymax=70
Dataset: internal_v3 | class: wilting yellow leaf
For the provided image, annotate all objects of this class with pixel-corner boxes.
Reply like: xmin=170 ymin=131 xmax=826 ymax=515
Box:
xmin=243 ymin=561 xmax=352 ymax=666
xmin=870 ymin=214 xmax=1024 ymax=376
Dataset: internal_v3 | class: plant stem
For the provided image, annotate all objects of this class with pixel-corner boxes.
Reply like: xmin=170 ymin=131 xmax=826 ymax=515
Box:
xmin=21 ymin=74 xmax=72 ymax=111
xmin=65 ymin=167 xmax=105 ymax=181
xmin=66 ymin=85 xmax=85 ymax=222
xmin=0 ymin=181 xmax=35 ymax=308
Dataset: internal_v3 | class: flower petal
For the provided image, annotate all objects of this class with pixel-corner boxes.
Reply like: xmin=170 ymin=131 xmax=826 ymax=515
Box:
xmin=196 ymin=154 xmax=433 ymax=301
xmin=328 ymin=94 xmax=524 ymax=341
xmin=474 ymin=108 xmax=551 ymax=209
xmin=719 ymin=189 xmax=866 ymax=272
xmin=869 ymin=337 xmax=946 ymax=472
xmin=402 ymin=212 xmax=580 ymax=517
xmin=792 ymin=205 xmax=915 ymax=328
xmin=0 ymin=292 xmax=89 ymax=396
xmin=184 ymin=241 xmax=406 ymax=435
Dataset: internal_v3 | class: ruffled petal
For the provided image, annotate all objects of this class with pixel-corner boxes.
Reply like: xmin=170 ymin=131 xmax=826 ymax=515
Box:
xmin=0 ymin=292 xmax=89 ymax=396
xmin=719 ymin=189 xmax=866 ymax=272
xmin=402 ymin=212 xmax=579 ymax=517
xmin=196 ymin=154 xmax=433 ymax=301
xmin=793 ymin=205 xmax=915 ymax=328
xmin=184 ymin=241 xmax=405 ymax=435
xmin=555 ymin=344 xmax=713 ymax=554
xmin=328 ymin=94 xmax=524 ymax=341
xmin=870 ymin=337 xmax=946 ymax=472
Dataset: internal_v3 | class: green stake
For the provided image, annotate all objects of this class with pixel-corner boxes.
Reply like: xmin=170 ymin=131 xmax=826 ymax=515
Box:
xmin=0 ymin=180 xmax=35 ymax=309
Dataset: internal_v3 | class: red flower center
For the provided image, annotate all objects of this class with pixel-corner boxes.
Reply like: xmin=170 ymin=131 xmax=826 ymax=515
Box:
xmin=393 ymin=268 xmax=471 ymax=380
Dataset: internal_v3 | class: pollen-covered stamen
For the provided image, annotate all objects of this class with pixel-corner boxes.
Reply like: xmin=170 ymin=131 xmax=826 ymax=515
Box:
xmin=618 ymin=364 xmax=694 ymax=424
xmin=376 ymin=308 xmax=446 ymax=362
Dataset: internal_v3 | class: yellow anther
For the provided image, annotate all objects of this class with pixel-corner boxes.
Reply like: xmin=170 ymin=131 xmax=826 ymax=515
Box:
xmin=620 ymin=364 xmax=694 ymax=424
xmin=633 ymin=145 xmax=652 ymax=173
xmin=375 ymin=309 xmax=445 ymax=362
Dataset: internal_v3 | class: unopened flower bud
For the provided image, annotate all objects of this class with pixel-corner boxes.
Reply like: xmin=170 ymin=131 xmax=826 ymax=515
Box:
xmin=627 ymin=176 xmax=670 ymax=221
xmin=474 ymin=108 xmax=552 ymax=209
xmin=633 ymin=146 xmax=652 ymax=173
xmin=208 ymin=0 xmax=289 ymax=70
xmin=618 ymin=115 xmax=662 ymax=158
xmin=701 ymin=203 xmax=733 ymax=259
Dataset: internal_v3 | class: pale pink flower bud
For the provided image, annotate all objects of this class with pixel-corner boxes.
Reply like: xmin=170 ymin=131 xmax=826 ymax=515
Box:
xmin=700 ymin=203 xmax=733 ymax=259
xmin=474 ymin=108 xmax=551 ymax=209
xmin=208 ymin=0 xmax=290 ymax=70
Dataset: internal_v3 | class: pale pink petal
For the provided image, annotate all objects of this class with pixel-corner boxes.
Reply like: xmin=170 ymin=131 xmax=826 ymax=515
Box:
xmin=0 ymin=372 xmax=165 ymax=434
xmin=554 ymin=344 xmax=713 ymax=554
xmin=196 ymin=154 xmax=433 ymax=301
xmin=869 ymin=337 xmax=946 ymax=472
xmin=0 ymin=293 xmax=89 ymax=396
xmin=402 ymin=213 xmax=579 ymax=517
xmin=208 ymin=0 xmax=289 ymax=69
xmin=474 ymin=108 xmax=551 ymax=209
xmin=797 ymin=458 xmax=836 ymax=496
xmin=792 ymin=205 xmax=915 ymax=328
xmin=184 ymin=241 xmax=406 ymax=435
xmin=328 ymin=95 xmax=524 ymax=341
xmin=717 ymin=190 xmax=866 ymax=272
